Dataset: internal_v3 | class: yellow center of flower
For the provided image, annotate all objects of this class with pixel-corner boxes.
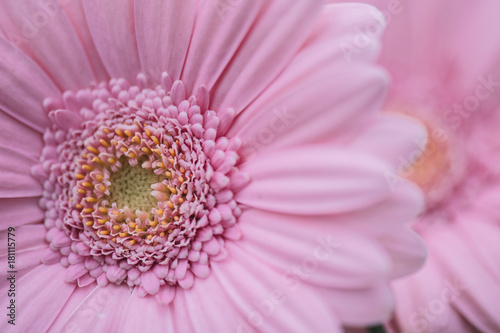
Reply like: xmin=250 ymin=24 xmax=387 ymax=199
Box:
xmin=107 ymin=160 xmax=165 ymax=212
xmin=392 ymin=109 xmax=465 ymax=207
xmin=38 ymin=72 xmax=249 ymax=295
xmin=406 ymin=128 xmax=450 ymax=194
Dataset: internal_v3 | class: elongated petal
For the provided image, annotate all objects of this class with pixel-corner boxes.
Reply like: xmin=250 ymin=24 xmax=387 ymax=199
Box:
xmin=210 ymin=0 xmax=324 ymax=113
xmin=116 ymin=289 xmax=175 ymax=333
xmin=49 ymin=284 xmax=130 ymax=332
xmin=61 ymin=0 xmax=109 ymax=81
xmin=212 ymin=243 xmax=343 ymax=333
xmin=181 ymin=0 xmax=263 ymax=94
xmin=350 ymin=114 xmax=428 ymax=168
xmin=0 ymin=0 xmax=96 ymax=90
xmin=0 ymin=264 xmax=75 ymax=332
xmin=84 ymin=0 xmax=141 ymax=82
xmin=0 ymin=111 xmax=42 ymax=159
xmin=0 ymin=37 xmax=58 ymax=132
xmin=135 ymin=0 xmax=197 ymax=83
xmin=0 ymin=197 xmax=44 ymax=230
xmin=231 ymin=65 xmax=389 ymax=158
xmin=379 ymin=228 xmax=427 ymax=279
xmin=0 ymin=145 xmax=41 ymax=198
xmin=238 ymin=147 xmax=392 ymax=215
xmin=238 ymin=208 xmax=391 ymax=289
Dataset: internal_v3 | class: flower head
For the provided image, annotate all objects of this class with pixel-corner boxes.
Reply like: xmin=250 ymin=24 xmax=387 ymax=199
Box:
xmin=37 ymin=74 xmax=247 ymax=295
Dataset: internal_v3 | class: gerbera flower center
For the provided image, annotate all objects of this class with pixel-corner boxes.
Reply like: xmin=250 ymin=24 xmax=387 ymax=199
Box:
xmin=406 ymin=130 xmax=450 ymax=193
xmin=397 ymin=113 xmax=465 ymax=208
xmin=34 ymin=73 xmax=249 ymax=301
xmin=107 ymin=160 xmax=165 ymax=212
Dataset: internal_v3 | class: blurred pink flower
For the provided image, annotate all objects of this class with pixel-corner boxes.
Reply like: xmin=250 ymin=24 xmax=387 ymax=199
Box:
xmin=360 ymin=0 xmax=500 ymax=332
xmin=0 ymin=1 xmax=426 ymax=332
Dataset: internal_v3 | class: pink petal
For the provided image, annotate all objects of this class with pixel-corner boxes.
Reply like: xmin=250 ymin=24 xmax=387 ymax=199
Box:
xmin=181 ymin=0 xmax=263 ymax=94
xmin=447 ymin=1 xmax=500 ymax=95
xmin=211 ymin=243 xmax=343 ymax=333
xmin=327 ymin=182 xmax=424 ymax=236
xmin=170 ymin=290 xmax=196 ymax=333
xmin=0 ymin=145 xmax=42 ymax=198
xmin=49 ymin=284 xmax=130 ymax=332
xmin=372 ymin=0 xmax=439 ymax=99
xmin=174 ymin=259 xmax=188 ymax=281
xmin=0 ymin=264 xmax=76 ymax=332
xmin=190 ymin=262 xmax=210 ymax=279
xmin=0 ymin=224 xmax=47 ymax=283
xmin=155 ymin=285 xmax=176 ymax=305
xmin=45 ymin=283 xmax=98 ymax=331
xmin=65 ymin=263 xmax=88 ymax=282
xmin=350 ymin=114 xmax=428 ymax=168
xmin=134 ymin=0 xmax=196 ymax=83
xmin=379 ymin=228 xmax=427 ymax=279
xmin=84 ymin=0 xmax=141 ymax=82
xmin=238 ymin=208 xmax=391 ymax=289
xmin=50 ymin=109 xmax=83 ymax=131
xmin=0 ymin=111 xmax=43 ymax=159
xmin=310 ymin=3 xmax=384 ymax=63
xmin=474 ymin=182 xmax=500 ymax=220
xmin=0 ymin=37 xmax=58 ymax=132
xmin=177 ymin=273 xmax=248 ymax=333
xmin=202 ymin=237 xmax=220 ymax=256
xmin=177 ymin=270 xmax=194 ymax=289
xmin=456 ymin=213 xmax=500 ymax=280
xmin=210 ymin=0 xmax=324 ymax=114
xmin=325 ymin=281 xmax=394 ymax=326
xmin=60 ymin=0 xmax=109 ymax=82
xmin=429 ymin=225 xmax=500 ymax=332
xmin=270 ymin=3 xmax=384 ymax=93
xmin=141 ymin=270 xmax=160 ymax=295
xmin=0 ymin=197 xmax=44 ymax=229
xmin=117 ymin=288 xmax=175 ymax=333
xmin=230 ymin=65 xmax=388 ymax=158
xmin=237 ymin=147 xmax=392 ymax=215
xmin=378 ymin=0 xmax=500 ymax=100
xmin=105 ymin=265 xmax=126 ymax=284
xmin=0 ymin=224 xmax=46 ymax=256
xmin=392 ymin=251 xmax=466 ymax=333
xmin=225 ymin=2 xmax=389 ymax=148
xmin=0 ymin=0 xmax=96 ymax=90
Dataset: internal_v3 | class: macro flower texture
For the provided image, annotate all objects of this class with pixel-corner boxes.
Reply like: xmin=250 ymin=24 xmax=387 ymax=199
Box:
xmin=359 ymin=0 xmax=500 ymax=332
xmin=0 ymin=1 xmax=427 ymax=332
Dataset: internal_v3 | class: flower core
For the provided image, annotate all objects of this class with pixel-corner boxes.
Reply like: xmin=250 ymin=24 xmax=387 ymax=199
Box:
xmin=107 ymin=161 xmax=165 ymax=212
xmin=34 ymin=73 xmax=249 ymax=301
xmin=399 ymin=114 xmax=465 ymax=208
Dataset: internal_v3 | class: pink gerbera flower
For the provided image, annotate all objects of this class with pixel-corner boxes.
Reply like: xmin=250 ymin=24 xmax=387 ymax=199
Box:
xmin=0 ymin=1 xmax=426 ymax=332
xmin=359 ymin=0 xmax=500 ymax=332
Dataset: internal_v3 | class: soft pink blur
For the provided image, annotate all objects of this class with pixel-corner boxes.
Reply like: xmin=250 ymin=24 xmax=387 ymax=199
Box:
xmin=350 ymin=0 xmax=500 ymax=332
